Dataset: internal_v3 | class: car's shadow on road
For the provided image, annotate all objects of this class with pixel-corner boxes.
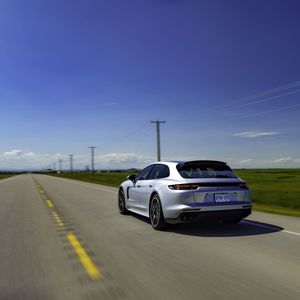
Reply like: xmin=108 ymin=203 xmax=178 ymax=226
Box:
xmin=128 ymin=214 xmax=283 ymax=237
xmin=165 ymin=219 xmax=283 ymax=237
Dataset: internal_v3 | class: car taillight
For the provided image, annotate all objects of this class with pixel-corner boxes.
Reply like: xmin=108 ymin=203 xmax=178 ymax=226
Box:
xmin=168 ymin=184 xmax=200 ymax=190
xmin=239 ymin=182 xmax=248 ymax=189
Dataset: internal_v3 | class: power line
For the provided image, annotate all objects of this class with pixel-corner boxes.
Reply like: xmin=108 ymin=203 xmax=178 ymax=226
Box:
xmin=220 ymin=89 xmax=300 ymax=112
xmin=71 ymin=82 xmax=300 ymax=163
xmin=207 ymin=80 xmax=300 ymax=112
xmin=169 ymin=80 xmax=300 ymax=122
xmin=228 ymin=102 xmax=300 ymax=120
xmin=99 ymin=123 xmax=153 ymax=148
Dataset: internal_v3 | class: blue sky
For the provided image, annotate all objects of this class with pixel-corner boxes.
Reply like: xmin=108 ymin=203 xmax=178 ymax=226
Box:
xmin=0 ymin=0 xmax=300 ymax=170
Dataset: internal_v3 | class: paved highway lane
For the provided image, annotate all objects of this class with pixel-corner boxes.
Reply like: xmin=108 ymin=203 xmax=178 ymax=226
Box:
xmin=1 ymin=175 xmax=299 ymax=300
xmin=0 ymin=175 xmax=92 ymax=300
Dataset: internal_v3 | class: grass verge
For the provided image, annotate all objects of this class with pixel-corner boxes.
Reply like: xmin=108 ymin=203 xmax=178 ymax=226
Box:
xmin=49 ymin=172 xmax=131 ymax=188
xmin=0 ymin=174 xmax=16 ymax=180
xmin=252 ymin=203 xmax=300 ymax=218
xmin=235 ymin=169 xmax=300 ymax=217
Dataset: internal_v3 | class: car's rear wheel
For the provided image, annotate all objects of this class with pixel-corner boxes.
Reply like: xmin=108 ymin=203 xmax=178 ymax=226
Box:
xmin=149 ymin=194 xmax=167 ymax=230
xmin=118 ymin=189 xmax=129 ymax=215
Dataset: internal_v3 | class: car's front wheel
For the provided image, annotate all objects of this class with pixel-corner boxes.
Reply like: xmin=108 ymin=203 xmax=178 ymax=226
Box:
xmin=118 ymin=189 xmax=129 ymax=215
xmin=149 ymin=194 xmax=167 ymax=230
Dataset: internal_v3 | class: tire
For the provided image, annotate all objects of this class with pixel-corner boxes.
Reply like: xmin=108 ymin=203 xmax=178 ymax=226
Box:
xmin=149 ymin=194 xmax=167 ymax=230
xmin=118 ymin=189 xmax=129 ymax=215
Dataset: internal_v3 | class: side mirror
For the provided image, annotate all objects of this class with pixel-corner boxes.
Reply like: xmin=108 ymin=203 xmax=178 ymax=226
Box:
xmin=127 ymin=174 xmax=136 ymax=182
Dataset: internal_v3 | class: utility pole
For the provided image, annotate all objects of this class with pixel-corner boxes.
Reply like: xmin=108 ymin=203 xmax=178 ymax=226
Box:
xmin=59 ymin=159 xmax=62 ymax=172
xmin=151 ymin=120 xmax=166 ymax=161
xmin=69 ymin=154 xmax=74 ymax=173
xmin=88 ymin=146 xmax=97 ymax=174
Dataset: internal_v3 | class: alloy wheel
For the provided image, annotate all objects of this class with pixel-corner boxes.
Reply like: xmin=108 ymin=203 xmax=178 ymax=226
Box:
xmin=150 ymin=198 xmax=160 ymax=227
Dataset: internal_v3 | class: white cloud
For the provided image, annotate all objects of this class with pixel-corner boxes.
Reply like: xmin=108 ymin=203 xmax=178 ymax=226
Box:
xmin=226 ymin=157 xmax=300 ymax=168
xmin=3 ymin=149 xmax=24 ymax=157
xmin=0 ymin=150 xmax=66 ymax=169
xmin=0 ymin=150 xmax=154 ymax=170
xmin=272 ymin=157 xmax=300 ymax=165
xmin=2 ymin=149 xmax=300 ymax=170
xmin=95 ymin=152 xmax=154 ymax=169
xmin=271 ymin=157 xmax=294 ymax=163
xmin=239 ymin=159 xmax=253 ymax=164
xmin=234 ymin=131 xmax=280 ymax=138
xmin=261 ymin=157 xmax=300 ymax=167
xmin=3 ymin=149 xmax=35 ymax=158
xmin=22 ymin=152 xmax=35 ymax=158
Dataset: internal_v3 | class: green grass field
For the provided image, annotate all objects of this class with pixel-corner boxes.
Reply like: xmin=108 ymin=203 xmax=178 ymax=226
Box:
xmin=0 ymin=174 xmax=16 ymax=180
xmin=234 ymin=169 xmax=300 ymax=217
xmin=50 ymin=172 xmax=132 ymax=188
xmin=50 ymin=169 xmax=300 ymax=217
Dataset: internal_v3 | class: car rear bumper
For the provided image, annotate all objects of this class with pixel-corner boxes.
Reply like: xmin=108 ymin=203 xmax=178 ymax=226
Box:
xmin=165 ymin=206 xmax=252 ymax=224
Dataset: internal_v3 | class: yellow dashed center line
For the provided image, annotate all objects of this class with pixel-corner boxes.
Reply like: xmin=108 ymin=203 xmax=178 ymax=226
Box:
xmin=33 ymin=177 xmax=103 ymax=281
xmin=46 ymin=199 xmax=54 ymax=208
xmin=67 ymin=233 xmax=102 ymax=280
xmin=52 ymin=212 xmax=64 ymax=226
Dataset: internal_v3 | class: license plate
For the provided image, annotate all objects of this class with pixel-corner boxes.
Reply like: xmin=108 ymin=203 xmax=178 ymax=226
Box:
xmin=214 ymin=193 xmax=230 ymax=202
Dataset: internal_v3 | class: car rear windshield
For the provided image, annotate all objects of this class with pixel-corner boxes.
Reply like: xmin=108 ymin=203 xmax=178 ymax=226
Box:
xmin=177 ymin=163 xmax=237 ymax=179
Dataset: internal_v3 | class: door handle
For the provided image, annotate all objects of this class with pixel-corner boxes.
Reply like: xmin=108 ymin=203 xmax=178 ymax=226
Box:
xmin=137 ymin=185 xmax=152 ymax=188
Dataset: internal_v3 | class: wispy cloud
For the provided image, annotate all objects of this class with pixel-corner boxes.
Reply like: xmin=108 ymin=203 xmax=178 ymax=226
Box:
xmin=0 ymin=150 xmax=154 ymax=170
xmin=2 ymin=149 xmax=300 ymax=170
xmin=95 ymin=153 xmax=153 ymax=169
xmin=239 ymin=159 xmax=253 ymax=164
xmin=271 ymin=157 xmax=299 ymax=163
xmin=234 ymin=131 xmax=281 ymax=138
xmin=3 ymin=149 xmax=23 ymax=157
xmin=228 ymin=157 xmax=300 ymax=168
xmin=1 ymin=150 xmax=64 ymax=169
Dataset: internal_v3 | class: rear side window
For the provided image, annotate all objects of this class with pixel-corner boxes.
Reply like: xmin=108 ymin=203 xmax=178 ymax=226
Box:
xmin=148 ymin=164 xmax=170 ymax=179
xmin=177 ymin=163 xmax=236 ymax=179
xmin=135 ymin=165 xmax=155 ymax=181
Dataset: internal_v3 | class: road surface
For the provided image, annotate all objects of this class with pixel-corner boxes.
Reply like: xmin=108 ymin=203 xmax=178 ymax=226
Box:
xmin=0 ymin=174 xmax=299 ymax=300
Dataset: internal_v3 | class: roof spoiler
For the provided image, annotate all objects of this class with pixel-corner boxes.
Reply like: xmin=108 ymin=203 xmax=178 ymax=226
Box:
xmin=183 ymin=160 xmax=227 ymax=165
xmin=177 ymin=160 xmax=227 ymax=169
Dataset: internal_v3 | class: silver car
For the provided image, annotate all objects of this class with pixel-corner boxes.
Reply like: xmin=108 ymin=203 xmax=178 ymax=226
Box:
xmin=118 ymin=160 xmax=252 ymax=230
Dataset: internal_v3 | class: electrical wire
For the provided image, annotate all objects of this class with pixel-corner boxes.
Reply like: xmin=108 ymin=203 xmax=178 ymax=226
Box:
xmin=98 ymin=123 xmax=153 ymax=148
xmin=169 ymin=80 xmax=300 ymax=121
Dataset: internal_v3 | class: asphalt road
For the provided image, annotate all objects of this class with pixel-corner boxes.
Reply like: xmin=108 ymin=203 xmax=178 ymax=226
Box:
xmin=0 ymin=174 xmax=299 ymax=300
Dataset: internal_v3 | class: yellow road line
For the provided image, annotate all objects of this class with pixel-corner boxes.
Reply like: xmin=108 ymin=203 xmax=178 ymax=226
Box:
xmin=47 ymin=200 xmax=54 ymax=208
xmin=67 ymin=233 xmax=102 ymax=280
xmin=52 ymin=212 xmax=64 ymax=226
